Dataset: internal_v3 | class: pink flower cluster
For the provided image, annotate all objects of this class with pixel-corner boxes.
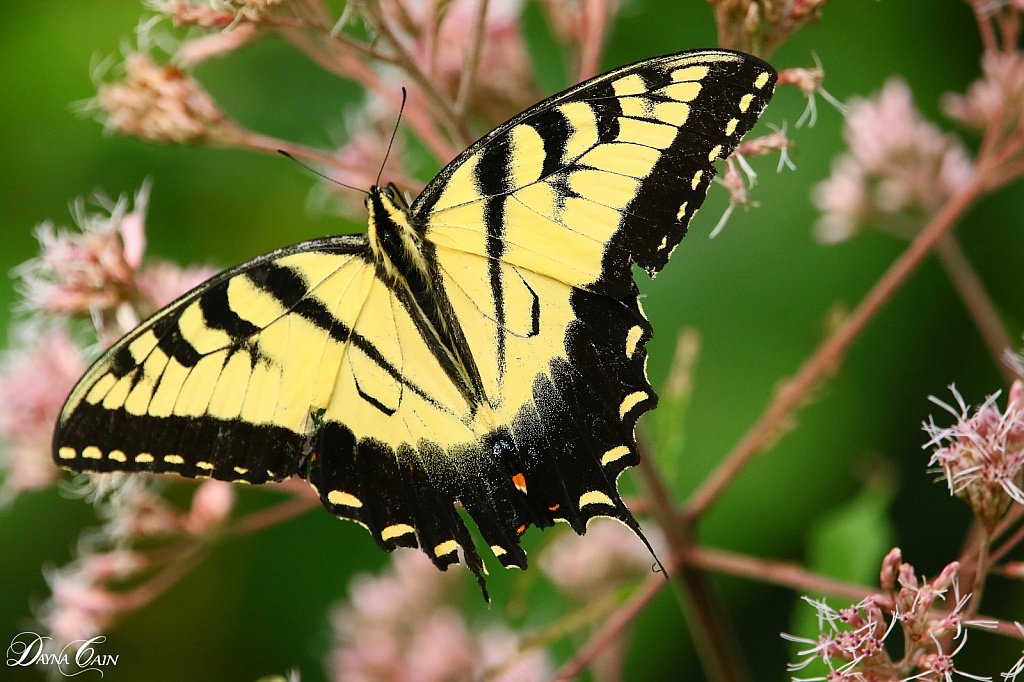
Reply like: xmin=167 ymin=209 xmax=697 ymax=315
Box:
xmin=329 ymin=549 xmax=549 ymax=682
xmin=0 ymin=330 xmax=85 ymax=502
xmin=539 ymin=518 xmax=665 ymax=600
xmin=18 ymin=182 xmax=150 ymax=318
xmin=784 ymin=549 xmax=992 ymax=682
xmin=93 ymin=53 xmax=237 ymax=145
xmin=923 ymin=382 xmax=1024 ymax=530
xmin=380 ymin=0 xmax=537 ymax=126
xmin=943 ymin=52 xmax=1024 ymax=135
xmin=0 ymin=182 xmax=217 ymax=505
xmin=812 ymin=79 xmax=974 ymax=244
xmin=16 ymin=181 xmax=216 ymax=329
xmin=37 ymin=478 xmax=235 ymax=646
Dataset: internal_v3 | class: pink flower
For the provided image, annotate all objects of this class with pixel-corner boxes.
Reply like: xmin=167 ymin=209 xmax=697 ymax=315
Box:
xmin=98 ymin=476 xmax=183 ymax=540
xmin=149 ymin=0 xmax=239 ymax=29
xmin=135 ymin=260 xmax=218 ymax=313
xmin=706 ymin=160 xmax=751 ymax=239
xmin=1005 ymin=623 xmax=1024 ymax=682
xmin=0 ymin=329 xmax=86 ymax=502
xmin=80 ymin=550 xmax=147 ymax=583
xmin=330 ymin=549 xmax=550 ymax=682
xmin=17 ymin=180 xmax=215 ymax=337
xmin=812 ymin=155 xmax=867 ymax=244
xmin=784 ymin=551 xmax=991 ymax=681
xmin=377 ymin=0 xmax=538 ymax=127
xmin=812 ymin=78 xmax=975 ymax=244
xmin=182 ymin=480 xmax=236 ymax=534
xmin=479 ymin=626 xmax=550 ymax=682
xmin=18 ymin=181 xmax=151 ymax=318
xmin=345 ymin=548 xmax=457 ymax=624
xmin=777 ymin=58 xmax=848 ymax=128
xmin=38 ymin=567 xmax=123 ymax=647
xmin=943 ymin=52 xmax=1024 ymax=134
xmin=880 ymin=547 xmax=902 ymax=590
xmin=34 ymin=474 xmax=241 ymax=649
xmin=403 ymin=608 xmax=477 ymax=681
xmin=782 ymin=595 xmax=896 ymax=677
xmin=91 ymin=52 xmax=240 ymax=146
xmin=923 ymin=382 xmax=1024 ymax=529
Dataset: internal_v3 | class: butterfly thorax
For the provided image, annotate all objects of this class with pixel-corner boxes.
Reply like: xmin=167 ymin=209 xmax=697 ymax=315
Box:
xmin=365 ymin=184 xmax=428 ymax=283
xmin=365 ymin=184 xmax=489 ymax=411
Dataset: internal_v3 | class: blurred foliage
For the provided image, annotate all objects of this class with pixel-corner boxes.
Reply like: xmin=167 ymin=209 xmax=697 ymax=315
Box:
xmin=1 ymin=0 xmax=1023 ymax=680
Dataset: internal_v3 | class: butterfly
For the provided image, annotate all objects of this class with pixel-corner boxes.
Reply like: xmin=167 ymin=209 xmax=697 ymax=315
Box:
xmin=53 ymin=49 xmax=776 ymax=599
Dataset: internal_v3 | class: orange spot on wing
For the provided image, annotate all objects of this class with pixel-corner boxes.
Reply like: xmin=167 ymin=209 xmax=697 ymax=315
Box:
xmin=517 ymin=524 xmax=527 ymax=535
xmin=548 ymin=504 xmax=560 ymax=511
xmin=512 ymin=473 xmax=527 ymax=492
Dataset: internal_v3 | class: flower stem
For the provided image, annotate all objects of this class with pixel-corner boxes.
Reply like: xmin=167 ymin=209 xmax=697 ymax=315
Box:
xmin=688 ymin=545 xmax=873 ymax=601
xmin=634 ymin=440 xmax=750 ymax=682
xmin=235 ymin=129 xmax=348 ymax=168
xmin=549 ymin=568 xmax=670 ymax=682
xmin=116 ymin=543 xmax=205 ymax=612
xmin=230 ymin=493 xmax=321 ymax=536
xmin=358 ymin=0 xmax=474 ymax=148
xmin=454 ymin=0 xmax=489 ymax=115
xmin=577 ymin=0 xmax=609 ymax=81
xmin=990 ymin=508 xmax=1024 ymax=563
xmin=934 ymin=233 xmax=1016 ymax=385
xmin=672 ymin=567 xmax=752 ymax=682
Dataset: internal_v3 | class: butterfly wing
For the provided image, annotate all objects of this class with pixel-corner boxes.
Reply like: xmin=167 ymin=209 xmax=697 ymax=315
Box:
xmin=418 ymin=49 xmax=776 ymax=294
xmin=53 ymin=234 xmax=525 ymax=591
xmin=431 ymin=244 xmax=653 ymax=527
xmin=412 ymin=48 xmax=776 ymax=544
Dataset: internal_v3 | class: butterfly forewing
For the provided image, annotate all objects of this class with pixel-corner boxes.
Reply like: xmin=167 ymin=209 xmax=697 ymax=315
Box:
xmin=417 ymin=50 xmax=777 ymax=295
xmin=54 ymin=236 xmax=372 ymax=482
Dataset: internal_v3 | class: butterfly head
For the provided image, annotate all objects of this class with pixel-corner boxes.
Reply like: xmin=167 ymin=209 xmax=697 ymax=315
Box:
xmin=365 ymin=183 xmax=409 ymax=211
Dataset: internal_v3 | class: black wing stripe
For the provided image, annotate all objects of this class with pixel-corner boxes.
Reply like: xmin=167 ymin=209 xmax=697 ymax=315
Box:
xmin=152 ymin=313 xmax=202 ymax=369
xmin=246 ymin=260 xmax=442 ymax=408
xmin=199 ymin=283 xmax=261 ymax=339
xmin=476 ymin=136 xmax=514 ymax=376
xmin=585 ymin=83 xmax=623 ymax=144
xmin=538 ymin=108 xmax=572 ymax=179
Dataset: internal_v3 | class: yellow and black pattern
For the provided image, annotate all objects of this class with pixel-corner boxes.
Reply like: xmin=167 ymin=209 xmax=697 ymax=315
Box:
xmin=54 ymin=49 xmax=775 ymax=599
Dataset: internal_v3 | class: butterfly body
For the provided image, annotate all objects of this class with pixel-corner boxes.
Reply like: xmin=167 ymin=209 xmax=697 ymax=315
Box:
xmin=365 ymin=184 xmax=487 ymax=411
xmin=53 ymin=50 xmax=776 ymax=598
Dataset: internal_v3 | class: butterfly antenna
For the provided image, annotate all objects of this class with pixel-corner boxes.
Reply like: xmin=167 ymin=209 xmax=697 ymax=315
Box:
xmin=277 ymin=150 xmax=369 ymax=196
xmin=376 ymin=87 xmax=407 ymax=188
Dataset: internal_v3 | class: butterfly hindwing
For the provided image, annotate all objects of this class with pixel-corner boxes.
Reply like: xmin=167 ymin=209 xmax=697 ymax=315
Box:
xmin=432 ymin=245 xmax=652 ymax=535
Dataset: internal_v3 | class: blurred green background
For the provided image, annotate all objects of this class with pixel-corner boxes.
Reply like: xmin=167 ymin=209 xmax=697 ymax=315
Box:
xmin=2 ymin=0 xmax=1022 ymax=680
